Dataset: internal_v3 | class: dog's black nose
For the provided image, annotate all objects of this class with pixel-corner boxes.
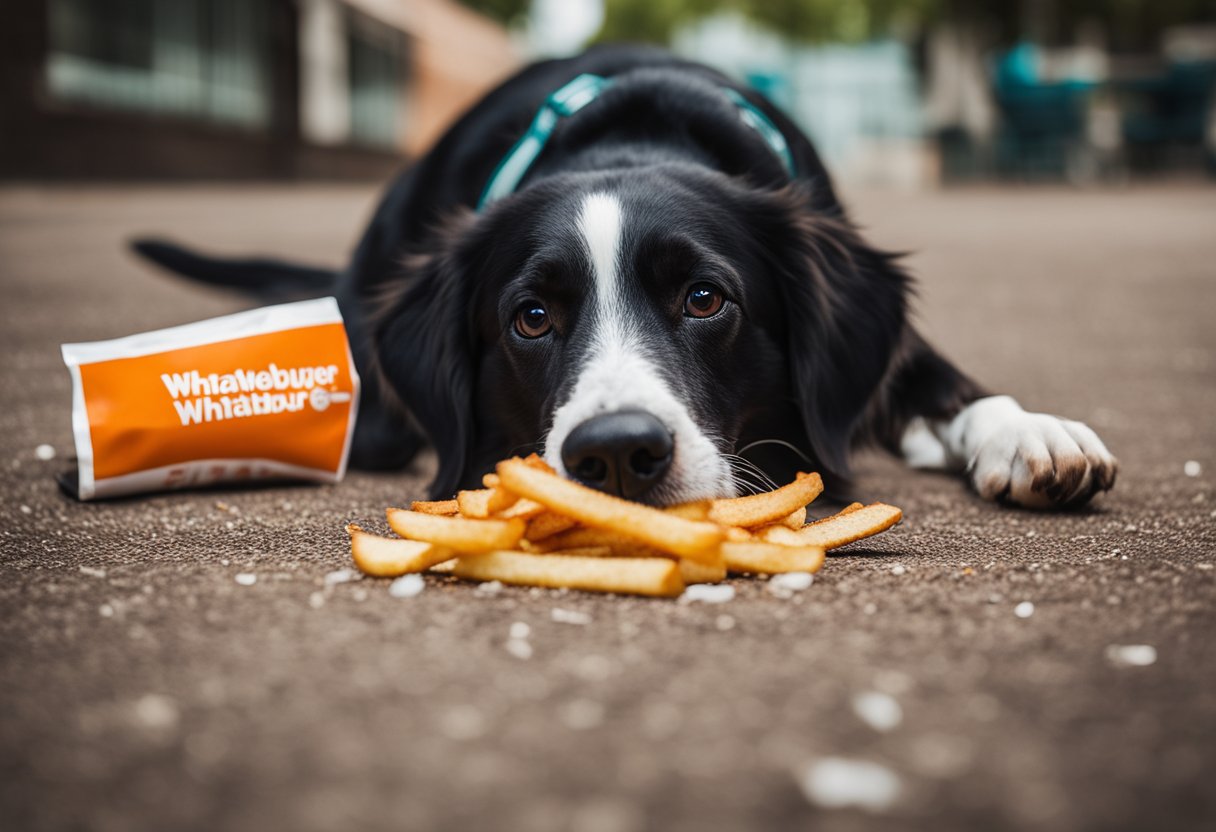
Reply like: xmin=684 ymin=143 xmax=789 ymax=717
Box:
xmin=561 ymin=410 xmax=673 ymax=500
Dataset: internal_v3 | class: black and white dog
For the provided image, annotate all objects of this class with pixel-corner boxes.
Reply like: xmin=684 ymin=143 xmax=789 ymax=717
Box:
xmin=137 ymin=46 xmax=1116 ymax=509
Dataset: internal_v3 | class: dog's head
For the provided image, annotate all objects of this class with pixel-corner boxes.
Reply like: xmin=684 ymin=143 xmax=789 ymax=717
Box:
xmin=374 ymin=166 xmax=908 ymax=502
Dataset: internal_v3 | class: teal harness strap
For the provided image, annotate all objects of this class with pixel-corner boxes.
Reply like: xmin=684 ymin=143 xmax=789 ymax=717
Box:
xmin=477 ymin=74 xmax=797 ymax=211
xmin=478 ymin=74 xmax=611 ymax=210
xmin=722 ymin=88 xmax=796 ymax=179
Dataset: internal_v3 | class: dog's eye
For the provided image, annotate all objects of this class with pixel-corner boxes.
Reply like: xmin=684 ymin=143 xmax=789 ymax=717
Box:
xmin=684 ymin=283 xmax=725 ymax=319
xmin=514 ymin=304 xmax=552 ymax=338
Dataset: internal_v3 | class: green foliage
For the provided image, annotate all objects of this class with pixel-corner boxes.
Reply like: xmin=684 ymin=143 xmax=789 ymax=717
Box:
xmin=454 ymin=0 xmax=533 ymax=27
xmin=596 ymin=0 xmax=943 ymax=45
xmin=594 ymin=0 xmax=1215 ymax=47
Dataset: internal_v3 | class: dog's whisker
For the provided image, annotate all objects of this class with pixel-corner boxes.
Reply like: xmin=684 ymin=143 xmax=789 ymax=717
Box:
xmin=722 ymin=459 xmax=770 ymax=496
xmin=734 ymin=439 xmax=816 ymax=470
xmin=722 ymin=453 xmax=780 ymax=492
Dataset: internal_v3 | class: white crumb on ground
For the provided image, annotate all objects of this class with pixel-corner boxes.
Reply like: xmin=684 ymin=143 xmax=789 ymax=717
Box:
xmin=798 ymin=757 xmax=903 ymax=812
xmin=34 ymin=444 xmax=56 ymax=461
xmin=1014 ymin=601 xmax=1035 ymax=618
xmin=504 ymin=638 xmax=533 ymax=660
xmin=1184 ymin=460 xmax=1201 ymax=477
xmin=323 ymin=568 xmax=361 ymax=587
xmin=79 ymin=566 xmax=107 ymax=579
xmin=1106 ymin=644 xmax=1157 ymax=667
xmin=234 ymin=573 xmax=257 ymax=586
xmin=509 ymin=621 xmax=531 ymax=640
xmin=551 ymin=608 xmax=591 ymax=625
xmin=852 ymin=691 xmax=904 ymax=732
xmin=474 ymin=580 xmax=505 ymax=595
xmin=389 ymin=574 xmax=425 ymax=598
xmin=768 ymin=572 xmax=814 ymax=599
xmin=891 ymin=564 xmax=907 ymax=576
xmin=680 ymin=584 xmax=735 ymax=604
xmin=134 ymin=694 xmax=180 ymax=731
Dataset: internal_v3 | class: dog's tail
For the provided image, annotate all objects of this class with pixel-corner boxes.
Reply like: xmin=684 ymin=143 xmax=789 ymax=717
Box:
xmin=131 ymin=238 xmax=338 ymax=300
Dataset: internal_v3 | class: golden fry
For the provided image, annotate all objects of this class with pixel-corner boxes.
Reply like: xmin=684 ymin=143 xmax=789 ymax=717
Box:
xmin=708 ymin=472 xmax=823 ymax=528
xmin=762 ymin=502 xmax=902 ymax=549
xmin=347 ymin=523 xmax=453 ymax=577
xmin=456 ymin=487 xmax=519 ymax=519
xmin=781 ymin=506 xmax=807 ymax=529
xmin=534 ymin=527 xmax=667 ymax=558
xmin=679 ymin=558 xmax=728 ymax=584
xmin=497 ymin=458 xmax=723 ymax=562
xmin=522 ymin=453 xmax=556 ymax=473
xmin=523 ymin=510 xmax=578 ymax=541
xmin=724 ymin=526 xmax=753 ymax=542
xmin=544 ymin=546 xmax=615 ymax=558
xmin=721 ymin=541 xmax=826 ymax=574
xmin=452 ymin=551 xmax=685 ymax=597
xmin=410 ymin=498 xmax=459 ymax=516
xmin=496 ymin=497 xmax=547 ymax=521
xmin=664 ymin=500 xmax=712 ymax=521
xmin=386 ymin=508 xmax=525 ymax=553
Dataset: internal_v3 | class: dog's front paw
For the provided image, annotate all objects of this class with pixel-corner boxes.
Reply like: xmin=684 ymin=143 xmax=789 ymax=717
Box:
xmin=969 ymin=412 xmax=1117 ymax=509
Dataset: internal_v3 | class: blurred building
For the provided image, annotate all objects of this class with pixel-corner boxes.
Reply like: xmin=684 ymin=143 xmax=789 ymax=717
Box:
xmin=0 ymin=0 xmax=519 ymax=180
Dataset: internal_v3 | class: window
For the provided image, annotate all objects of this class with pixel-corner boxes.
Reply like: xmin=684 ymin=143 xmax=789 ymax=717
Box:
xmin=347 ymin=13 xmax=405 ymax=149
xmin=46 ymin=0 xmax=272 ymax=129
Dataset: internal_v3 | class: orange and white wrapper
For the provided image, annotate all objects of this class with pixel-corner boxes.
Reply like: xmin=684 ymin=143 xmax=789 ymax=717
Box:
xmin=60 ymin=298 xmax=360 ymax=500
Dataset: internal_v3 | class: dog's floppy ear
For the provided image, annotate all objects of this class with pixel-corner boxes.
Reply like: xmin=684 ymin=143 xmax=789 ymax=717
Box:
xmin=373 ymin=215 xmax=480 ymax=499
xmin=753 ymin=186 xmax=910 ymax=482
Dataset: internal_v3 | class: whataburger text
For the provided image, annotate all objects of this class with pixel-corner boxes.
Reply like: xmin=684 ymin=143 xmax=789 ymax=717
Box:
xmin=161 ymin=362 xmax=342 ymax=426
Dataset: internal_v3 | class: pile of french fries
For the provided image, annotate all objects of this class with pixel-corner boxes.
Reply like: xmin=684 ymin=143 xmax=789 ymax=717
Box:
xmin=347 ymin=455 xmax=902 ymax=598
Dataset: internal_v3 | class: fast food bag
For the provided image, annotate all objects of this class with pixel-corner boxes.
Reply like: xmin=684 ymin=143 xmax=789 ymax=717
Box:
xmin=60 ymin=298 xmax=360 ymax=500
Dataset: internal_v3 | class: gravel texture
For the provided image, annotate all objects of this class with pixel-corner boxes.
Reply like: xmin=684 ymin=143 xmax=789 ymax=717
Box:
xmin=1 ymin=184 xmax=1213 ymax=832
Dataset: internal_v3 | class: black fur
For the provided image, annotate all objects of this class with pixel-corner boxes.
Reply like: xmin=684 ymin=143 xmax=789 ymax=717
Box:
xmin=133 ymin=45 xmax=987 ymax=500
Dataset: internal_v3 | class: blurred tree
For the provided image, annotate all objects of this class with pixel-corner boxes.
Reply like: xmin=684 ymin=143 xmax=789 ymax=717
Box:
xmin=455 ymin=0 xmax=533 ymax=27
xmin=595 ymin=0 xmax=942 ymax=45
xmin=594 ymin=0 xmax=1215 ymax=49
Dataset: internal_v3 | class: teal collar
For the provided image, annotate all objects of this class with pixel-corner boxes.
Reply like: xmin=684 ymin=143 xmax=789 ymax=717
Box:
xmin=477 ymin=73 xmax=796 ymax=211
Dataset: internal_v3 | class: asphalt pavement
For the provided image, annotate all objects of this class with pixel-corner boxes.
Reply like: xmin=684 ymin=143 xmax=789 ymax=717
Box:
xmin=1 ymin=183 xmax=1213 ymax=832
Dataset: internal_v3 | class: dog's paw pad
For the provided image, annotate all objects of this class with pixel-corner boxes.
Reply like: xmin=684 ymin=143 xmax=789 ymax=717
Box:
xmin=969 ymin=414 xmax=1117 ymax=509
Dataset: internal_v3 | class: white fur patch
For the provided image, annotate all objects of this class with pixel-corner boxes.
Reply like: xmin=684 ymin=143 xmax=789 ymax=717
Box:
xmin=542 ymin=193 xmax=733 ymax=503
xmin=902 ymin=395 xmax=1118 ymax=508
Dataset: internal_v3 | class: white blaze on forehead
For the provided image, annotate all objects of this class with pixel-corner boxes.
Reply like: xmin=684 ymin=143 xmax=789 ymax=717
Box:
xmin=580 ymin=191 xmax=623 ymax=314
xmin=542 ymin=192 xmax=734 ymax=502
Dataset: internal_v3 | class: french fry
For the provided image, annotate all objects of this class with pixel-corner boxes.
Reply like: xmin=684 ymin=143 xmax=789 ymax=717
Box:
xmin=497 ymin=458 xmax=723 ymax=562
xmin=537 ymin=532 xmax=725 ymax=584
xmin=722 ymin=541 xmax=826 ymax=574
xmin=665 ymin=501 xmax=712 ymax=521
xmin=523 ymin=510 xmax=578 ymax=541
xmin=522 ymin=453 xmax=556 ymax=473
xmin=544 ymin=546 xmax=614 ymax=558
xmin=534 ymin=527 xmax=667 ymax=557
xmin=410 ymin=498 xmax=459 ymax=516
xmin=452 ymin=551 xmax=685 ymax=598
xmin=348 ymin=524 xmax=453 ymax=577
xmin=762 ymin=503 xmax=902 ymax=549
xmin=386 ymin=508 xmax=526 ymax=553
xmin=496 ymin=497 xmax=547 ymax=521
xmin=782 ymin=506 xmax=807 ymax=529
xmin=679 ymin=558 xmax=728 ymax=584
xmin=456 ymin=487 xmax=519 ymax=519
xmin=708 ymin=472 xmax=823 ymax=528
xmin=724 ymin=526 xmax=753 ymax=542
